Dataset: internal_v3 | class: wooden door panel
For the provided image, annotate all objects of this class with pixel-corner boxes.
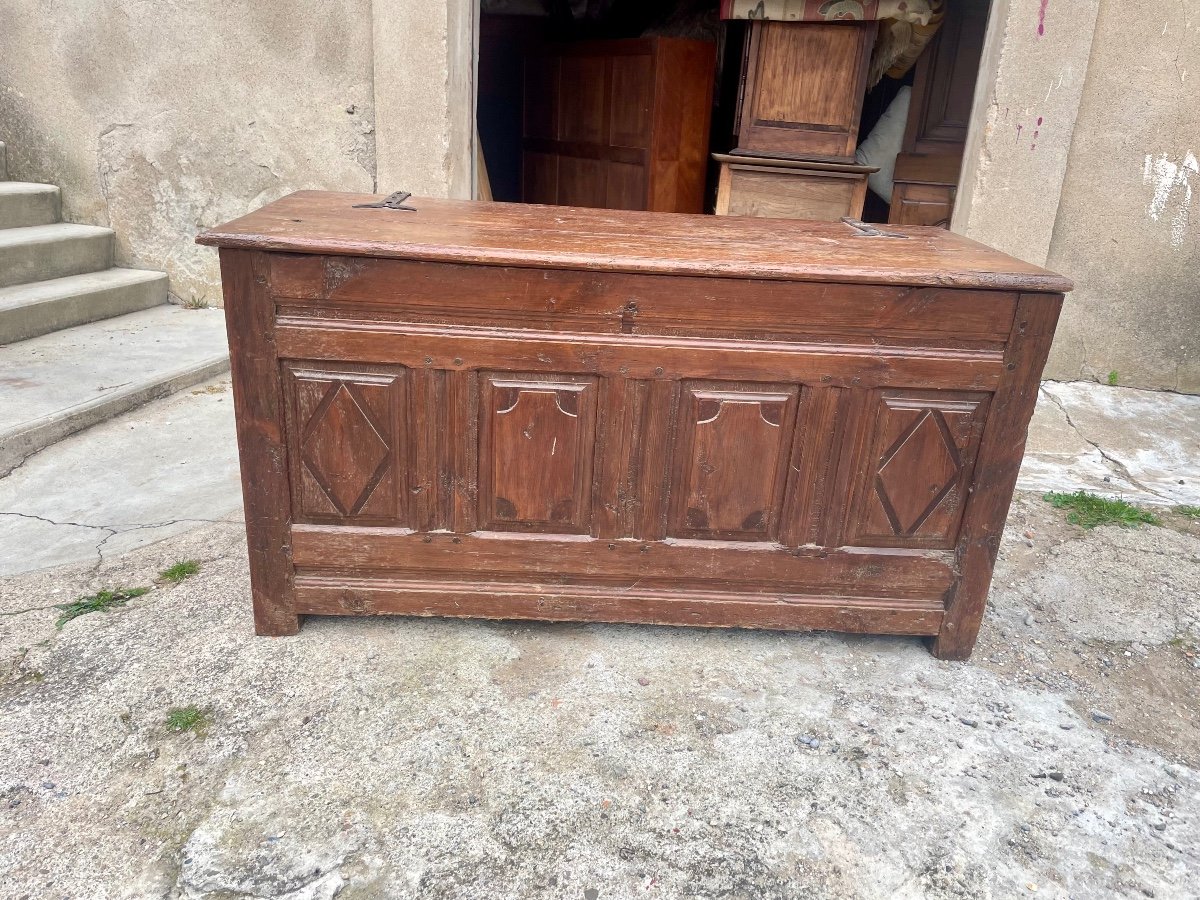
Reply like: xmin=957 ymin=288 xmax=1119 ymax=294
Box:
xmin=523 ymin=55 xmax=560 ymax=141
xmin=739 ymin=21 xmax=874 ymax=160
xmin=558 ymin=156 xmax=608 ymax=208
xmin=478 ymin=374 xmax=598 ymax=533
xmin=847 ymin=390 xmax=990 ymax=549
xmin=752 ymin=23 xmax=862 ymax=129
xmin=559 ymin=56 xmax=607 ymax=144
xmin=609 ymin=53 xmax=653 ymax=148
xmin=522 ymin=151 xmax=559 ymax=205
xmin=606 ymin=161 xmax=647 ymax=210
xmin=668 ymin=382 xmax=799 ymax=540
xmin=284 ymin=363 xmax=407 ymax=524
xmin=889 ymin=183 xmax=955 ymax=228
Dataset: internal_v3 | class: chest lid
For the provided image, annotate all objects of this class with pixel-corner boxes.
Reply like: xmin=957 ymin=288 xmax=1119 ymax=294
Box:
xmin=198 ymin=191 xmax=1072 ymax=293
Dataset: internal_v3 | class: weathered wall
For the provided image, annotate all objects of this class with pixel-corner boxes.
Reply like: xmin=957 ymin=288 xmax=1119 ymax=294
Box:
xmin=958 ymin=0 xmax=1198 ymax=392
xmin=0 ymin=1 xmax=377 ymax=305
xmin=954 ymin=0 xmax=1101 ymax=268
xmin=1043 ymin=3 xmax=1200 ymax=391
xmin=373 ymin=0 xmax=476 ymax=199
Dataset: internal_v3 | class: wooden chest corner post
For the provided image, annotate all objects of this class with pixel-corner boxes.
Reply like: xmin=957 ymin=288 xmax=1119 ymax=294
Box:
xmin=930 ymin=292 xmax=1064 ymax=660
xmin=217 ymin=249 xmax=300 ymax=636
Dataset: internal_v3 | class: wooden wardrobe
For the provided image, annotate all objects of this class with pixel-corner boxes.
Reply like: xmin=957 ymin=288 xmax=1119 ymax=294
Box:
xmin=521 ymin=38 xmax=715 ymax=214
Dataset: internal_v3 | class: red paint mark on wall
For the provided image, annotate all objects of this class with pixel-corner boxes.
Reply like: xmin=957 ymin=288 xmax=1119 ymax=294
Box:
xmin=1038 ymin=0 xmax=1049 ymax=36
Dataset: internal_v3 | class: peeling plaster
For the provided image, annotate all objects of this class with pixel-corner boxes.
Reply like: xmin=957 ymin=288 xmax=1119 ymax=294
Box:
xmin=1143 ymin=151 xmax=1199 ymax=248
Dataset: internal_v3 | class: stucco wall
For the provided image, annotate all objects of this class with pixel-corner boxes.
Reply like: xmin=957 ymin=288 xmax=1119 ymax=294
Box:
xmin=0 ymin=0 xmax=377 ymax=305
xmin=957 ymin=0 xmax=1198 ymax=392
xmin=1043 ymin=3 xmax=1199 ymax=391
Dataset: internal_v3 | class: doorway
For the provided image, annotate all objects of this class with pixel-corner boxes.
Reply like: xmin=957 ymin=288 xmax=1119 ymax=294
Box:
xmin=474 ymin=0 xmax=993 ymax=228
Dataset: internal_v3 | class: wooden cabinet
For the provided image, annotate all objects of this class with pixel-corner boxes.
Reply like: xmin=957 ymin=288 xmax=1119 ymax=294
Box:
xmin=199 ymin=192 xmax=1070 ymax=661
xmin=713 ymin=153 xmax=873 ymax=221
xmin=521 ymin=38 xmax=715 ymax=213
xmin=889 ymin=153 xmax=960 ymax=228
xmin=903 ymin=0 xmax=991 ymax=157
xmin=735 ymin=21 xmax=876 ymax=162
xmin=890 ymin=0 xmax=990 ymax=227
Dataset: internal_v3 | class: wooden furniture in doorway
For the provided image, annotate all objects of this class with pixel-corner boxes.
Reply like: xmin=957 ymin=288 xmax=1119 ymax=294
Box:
xmin=199 ymin=192 xmax=1070 ymax=661
xmin=733 ymin=20 xmax=876 ymax=162
xmin=713 ymin=153 xmax=876 ymax=221
xmin=521 ymin=38 xmax=715 ymax=213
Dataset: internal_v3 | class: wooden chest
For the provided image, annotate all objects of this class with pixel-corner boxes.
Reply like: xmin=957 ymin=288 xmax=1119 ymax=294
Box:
xmin=198 ymin=193 xmax=1070 ymax=660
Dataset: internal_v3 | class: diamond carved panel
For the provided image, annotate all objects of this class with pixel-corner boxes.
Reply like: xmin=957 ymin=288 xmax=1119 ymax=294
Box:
xmin=849 ymin=391 xmax=989 ymax=550
xmin=302 ymin=383 xmax=391 ymax=515
xmin=876 ymin=410 xmax=962 ymax=536
xmin=286 ymin=366 xmax=405 ymax=523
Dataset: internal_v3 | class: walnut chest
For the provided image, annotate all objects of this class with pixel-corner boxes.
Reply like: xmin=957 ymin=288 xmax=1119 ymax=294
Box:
xmin=198 ymin=193 xmax=1070 ymax=660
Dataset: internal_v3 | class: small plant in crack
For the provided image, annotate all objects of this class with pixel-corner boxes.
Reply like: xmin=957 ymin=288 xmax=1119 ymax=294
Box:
xmin=160 ymin=560 xmax=200 ymax=584
xmin=182 ymin=293 xmax=210 ymax=309
xmin=165 ymin=706 xmax=210 ymax=735
xmin=55 ymin=587 xmax=151 ymax=629
xmin=1106 ymin=370 xmax=1119 ymax=386
xmin=1042 ymin=491 xmax=1161 ymax=529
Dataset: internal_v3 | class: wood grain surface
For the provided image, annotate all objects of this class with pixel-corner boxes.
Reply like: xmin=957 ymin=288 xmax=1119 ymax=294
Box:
xmin=198 ymin=192 xmax=1073 ymax=293
xmin=201 ymin=195 xmax=1069 ymax=658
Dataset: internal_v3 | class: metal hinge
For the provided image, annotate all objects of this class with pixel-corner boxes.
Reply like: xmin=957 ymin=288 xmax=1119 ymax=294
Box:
xmin=840 ymin=217 xmax=908 ymax=239
xmin=353 ymin=190 xmax=417 ymax=211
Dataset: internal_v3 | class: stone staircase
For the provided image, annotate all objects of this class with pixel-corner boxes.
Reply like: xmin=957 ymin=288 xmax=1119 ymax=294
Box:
xmin=0 ymin=140 xmax=229 ymax=476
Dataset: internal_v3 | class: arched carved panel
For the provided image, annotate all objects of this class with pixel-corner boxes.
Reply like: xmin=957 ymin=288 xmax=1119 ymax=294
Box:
xmin=668 ymin=382 xmax=799 ymax=541
xmin=479 ymin=374 xmax=598 ymax=533
xmin=848 ymin=390 xmax=990 ymax=549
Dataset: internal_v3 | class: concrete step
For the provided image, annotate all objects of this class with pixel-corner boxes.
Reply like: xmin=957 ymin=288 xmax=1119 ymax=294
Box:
xmin=0 ymin=182 xmax=61 ymax=228
xmin=0 ymin=223 xmax=113 ymax=289
xmin=0 ymin=268 xmax=168 ymax=344
xmin=0 ymin=305 xmax=230 ymax=476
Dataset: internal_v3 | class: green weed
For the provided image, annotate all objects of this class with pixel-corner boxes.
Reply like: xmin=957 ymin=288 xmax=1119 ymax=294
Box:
xmin=160 ymin=560 xmax=200 ymax=583
xmin=1043 ymin=491 xmax=1161 ymax=529
xmin=1106 ymin=371 xmax=1119 ymax=386
xmin=55 ymin=587 xmax=150 ymax=629
xmin=165 ymin=706 xmax=209 ymax=734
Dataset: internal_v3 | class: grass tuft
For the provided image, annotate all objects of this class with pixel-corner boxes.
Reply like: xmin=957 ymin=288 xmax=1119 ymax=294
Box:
xmin=1175 ymin=505 xmax=1200 ymax=520
xmin=1043 ymin=491 xmax=1161 ymax=529
xmin=182 ymin=294 xmax=210 ymax=309
xmin=1106 ymin=370 xmax=1119 ymax=386
xmin=160 ymin=560 xmax=200 ymax=583
xmin=165 ymin=706 xmax=209 ymax=734
xmin=55 ymin=587 xmax=150 ymax=629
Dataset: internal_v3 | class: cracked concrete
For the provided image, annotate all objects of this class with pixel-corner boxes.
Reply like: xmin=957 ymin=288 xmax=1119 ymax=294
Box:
xmin=0 ymin=377 xmax=1198 ymax=895
xmin=0 ymin=375 xmax=241 ymax=576
xmin=0 ymin=498 xmax=1197 ymax=898
xmin=1019 ymin=381 xmax=1200 ymax=507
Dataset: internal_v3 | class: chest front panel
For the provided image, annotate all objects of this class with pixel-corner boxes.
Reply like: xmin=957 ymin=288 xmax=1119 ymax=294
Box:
xmin=269 ymin=256 xmax=1020 ymax=632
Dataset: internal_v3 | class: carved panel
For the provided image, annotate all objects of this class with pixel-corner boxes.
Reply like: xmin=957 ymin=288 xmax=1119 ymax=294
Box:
xmin=285 ymin=363 xmax=406 ymax=523
xmin=478 ymin=374 xmax=598 ymax=533
xmin=848 ymin=390 xmax=990 ymax=549
xmin=668 ymin=382 xmax=799 ymax=541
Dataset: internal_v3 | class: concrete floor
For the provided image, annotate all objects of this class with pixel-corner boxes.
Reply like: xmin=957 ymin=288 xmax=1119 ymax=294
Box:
xmin=0 ymin=379 xmax=1197 ymax=897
